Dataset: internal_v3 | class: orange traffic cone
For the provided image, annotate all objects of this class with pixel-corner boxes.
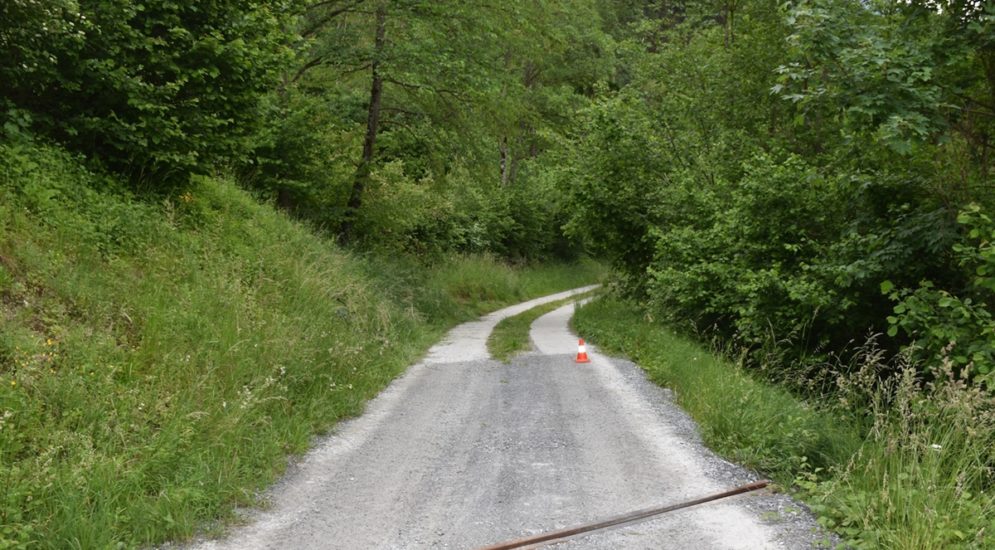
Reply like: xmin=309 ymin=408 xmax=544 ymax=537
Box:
xmin=575 ymin=339 xmax=590 ymax=363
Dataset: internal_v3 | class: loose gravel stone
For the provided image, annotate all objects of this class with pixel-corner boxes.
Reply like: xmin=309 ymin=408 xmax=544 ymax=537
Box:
xmin=182 ymin=292 xmax=833 ymax=550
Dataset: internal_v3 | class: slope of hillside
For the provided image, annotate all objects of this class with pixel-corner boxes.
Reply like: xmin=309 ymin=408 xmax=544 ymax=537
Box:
xmin=0 ymin=140 xmax=603 ymax=548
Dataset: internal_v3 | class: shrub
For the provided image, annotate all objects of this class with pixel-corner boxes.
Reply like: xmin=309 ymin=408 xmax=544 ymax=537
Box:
xmin=885 ymin=205 xmax=995 ymax=384
xmin=0 ymin=0 xmax=292 ymax=183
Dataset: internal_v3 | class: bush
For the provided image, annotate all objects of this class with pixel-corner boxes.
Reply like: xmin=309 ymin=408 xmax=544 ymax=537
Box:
xmin=236 ymin=89 xmax=359 ymax=226
xmin=885 ymin=205 xmax=995 ymax=384
xmin=0 ymin=0 xmax=291 ymax=183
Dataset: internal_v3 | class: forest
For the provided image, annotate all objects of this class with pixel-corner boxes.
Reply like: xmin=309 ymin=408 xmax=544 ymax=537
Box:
xmin=1 ymin=0 xmax=994 ymax=547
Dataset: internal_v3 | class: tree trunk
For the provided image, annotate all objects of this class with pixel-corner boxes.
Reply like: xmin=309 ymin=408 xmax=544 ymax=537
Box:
xmin=982 ymin=50 xmax=995 ymax=176
xmin=499 ymin=136 xmax=510 ymax=185
xmin=277 ymin=186 xmax=295 ymax=211
xmin=340 ymin=4 xmax=386 ymax=244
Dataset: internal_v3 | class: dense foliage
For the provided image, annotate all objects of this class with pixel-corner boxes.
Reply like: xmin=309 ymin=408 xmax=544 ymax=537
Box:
xmin=0 ymin=0 xmax=625 ymax=259
xmin=0 ymin=0 xmax=292 ymax=183
xmin=5 ymin=1 xmax=991 ymax=363
xmin=233 ymin=0 xmax=617 ymax=256
xmin=558 ymin=0 xmax=995 ymax=387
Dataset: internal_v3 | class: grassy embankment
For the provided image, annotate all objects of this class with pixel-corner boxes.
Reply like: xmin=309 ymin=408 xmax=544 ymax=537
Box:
xmin=574 ymin=297 xmax=995 ymax=549
xmin=0 ymin=140 xmax=604 ymax=549
xmin=486 ymin=290 xmax=599 ymax=362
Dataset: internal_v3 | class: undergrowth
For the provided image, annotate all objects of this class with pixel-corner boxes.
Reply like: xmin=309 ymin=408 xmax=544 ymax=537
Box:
xmin=574 ymin=297 xmax=995 ymax=549
xmin=0 ymin=140 xmax=604 ymax=548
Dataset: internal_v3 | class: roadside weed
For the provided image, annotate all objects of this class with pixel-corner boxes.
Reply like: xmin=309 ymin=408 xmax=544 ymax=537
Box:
xmin=573 ymin=297 xmax=995 ymax=548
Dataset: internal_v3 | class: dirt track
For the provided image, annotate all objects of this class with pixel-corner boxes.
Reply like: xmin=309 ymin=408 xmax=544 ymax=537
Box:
xmin=188 ymin=288 xmax=828 ymax=549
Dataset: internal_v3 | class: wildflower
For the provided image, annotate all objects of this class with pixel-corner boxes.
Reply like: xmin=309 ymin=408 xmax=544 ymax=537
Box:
xmin=930 ymin=444 xmax=942 ymax=452
xmin=10 ymin=380 xmax=15 ymax=388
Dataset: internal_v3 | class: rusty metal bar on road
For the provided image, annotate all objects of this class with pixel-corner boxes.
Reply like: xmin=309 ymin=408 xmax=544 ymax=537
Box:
xmin=476 ymin=480 xmax=770 ymax=550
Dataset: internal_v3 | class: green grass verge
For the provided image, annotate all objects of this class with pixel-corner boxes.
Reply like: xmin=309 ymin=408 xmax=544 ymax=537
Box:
xmin=0 ymin=140 xmax=605 ymax=548
xmin=487 ymin=290 xmax=598 ymax=362
xmin=573 ymin=297 xmax=995 ymax=549
xmin=573 ymin=297 xmax=857 ymax=483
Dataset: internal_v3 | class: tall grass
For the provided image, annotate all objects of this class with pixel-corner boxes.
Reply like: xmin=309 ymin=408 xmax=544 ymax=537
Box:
xmin=0 ymin=141 xmax=604 ymax=548
xmin=573 ymin=297 xmax=857 ymax=481
xmin=574 ymin=297 xmax=995 ymax=549
xmin=804 ymin=355 xmax=995 ymax=548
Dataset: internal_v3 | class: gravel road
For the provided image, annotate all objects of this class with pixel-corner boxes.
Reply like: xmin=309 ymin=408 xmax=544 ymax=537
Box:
xmin=187 ymin=287 xmax=831 ymax=549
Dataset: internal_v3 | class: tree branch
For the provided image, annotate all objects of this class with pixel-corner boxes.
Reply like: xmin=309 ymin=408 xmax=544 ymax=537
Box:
xmin=380 ymin=118 xmax=421 ymax=140
xmin=383 ymin=77 xmax=464 ymax=100
xmin=336 ymin=62 xmax=373 ymax=76
xmin=305 ymin=0 xmax=359 ymax=12
xmin=301 ymin=0 xmax=366 ymax=38
xmin=382 ymin=106 xmax=427 ymax=117
xmin=289 ymin=56 xmax=326 ymax=85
